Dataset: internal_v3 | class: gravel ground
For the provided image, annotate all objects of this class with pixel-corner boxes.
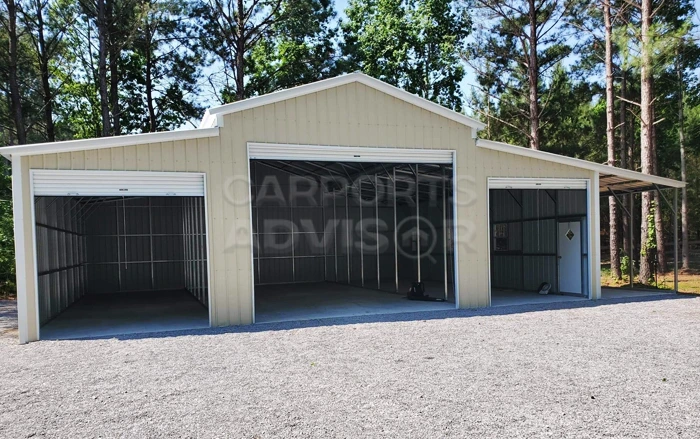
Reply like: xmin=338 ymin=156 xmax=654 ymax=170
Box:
xmin=0 ymin=299 xmax=18 ymax=336
xmin=1 ymin=295 xmax=700 ymax=438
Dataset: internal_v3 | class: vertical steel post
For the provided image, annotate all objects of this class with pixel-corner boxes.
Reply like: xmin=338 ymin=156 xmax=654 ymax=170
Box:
xmin=376 ymin=174 xmax=380 ymax=290
xmin=116 ymin=200 xmax=122 ymax=291
xmin=393 ymin=167 xmax=398 ymax=293
xmin=191 ymin=198 xmax=199 ymax=297
xmin=360 ymin=178 xmax=364 ymax=287
xmin=630 ymin=193 xmax=635 ymax=288
xmin=442 ymin=165 xmax=448 ymax=300
xmin=334 ymin=189 xmax=338 ymax=282
xmin=674 ymin=188 xmax=679 ymax=293
xmin=183 ymin=198 xmax=188 ymax=293
xmin=254 ymin=164 xmax=261 ymax=284
xmin=291 ymin=192 xmax=295 ymax=282
xmin=346 ymin=186 xmax=350 ymax=284
xmin=416 ymin=164 xmax=421 ymax=283
xmin=322 ymin=182 xmax=327 ymax=281
xmin=148 ymin=197 xmax=154 ymax=290
xmin=198 ymin=197 xmax=205 ymax=300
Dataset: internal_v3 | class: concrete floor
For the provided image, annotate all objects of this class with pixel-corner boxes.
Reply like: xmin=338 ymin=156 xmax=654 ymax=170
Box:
xmin=255 ymin=282 xmax=455 ymax=323
xmin=491 ymin=286 xmax=674 ymax=307
xmin=601 ymin=286 xmax=675 ymax=299
xmin=491 ymin=289 xmax=588 ymax=307
xmin=41 ymin=290 xmax=209 ymax=340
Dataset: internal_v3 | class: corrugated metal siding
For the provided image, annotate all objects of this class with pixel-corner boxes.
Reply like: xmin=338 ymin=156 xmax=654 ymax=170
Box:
xmin=83 ymin=197 xmax=195 ymax=295
xmin=22 ymin=80 xmax=599 ymax=334
xmin=490 ymin=189 xmax=588 ymax=294
xmin=183 ymin=197 xmax=208 ymax=305
xmin=34 ymin=197 xmax=87 ymax=325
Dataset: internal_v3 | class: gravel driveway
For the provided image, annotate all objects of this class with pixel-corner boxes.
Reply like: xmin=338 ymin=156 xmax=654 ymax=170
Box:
xmin=0 ymin=299 xmax=17 ymax=337
xmin=1 ymin=295 xmax=700 ymax=438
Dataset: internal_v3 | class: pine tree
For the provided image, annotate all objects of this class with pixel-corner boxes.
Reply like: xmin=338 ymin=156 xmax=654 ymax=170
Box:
xmin=340 ymin=0 xmax=470 ymax=111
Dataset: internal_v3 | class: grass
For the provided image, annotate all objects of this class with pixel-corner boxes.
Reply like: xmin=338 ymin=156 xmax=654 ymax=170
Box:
xmin=601 ymin=267 xmax=700 ymax=294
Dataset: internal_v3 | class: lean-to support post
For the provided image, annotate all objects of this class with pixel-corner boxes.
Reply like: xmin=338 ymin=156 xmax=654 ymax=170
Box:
xmin=653 ymin=184 xmax=680 ymax=294
xmin=630 ymin=193 xmax=635 ymax=288
xmin=610 ymin=188 xmax=634 ymax=288
xmin=674 ymin=188 xmax=679 ymax=293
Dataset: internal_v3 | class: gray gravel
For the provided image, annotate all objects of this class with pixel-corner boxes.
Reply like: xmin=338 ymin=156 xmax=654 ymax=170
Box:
xmin=1 ymin=295 xmax=700 ymax=438
xmin=0 ymin=299 xmax=17 ymax=337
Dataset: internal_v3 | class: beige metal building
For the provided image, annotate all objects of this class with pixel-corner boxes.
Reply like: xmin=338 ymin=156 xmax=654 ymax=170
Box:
xmin=4 ymin=73 xmax=684 ymax=343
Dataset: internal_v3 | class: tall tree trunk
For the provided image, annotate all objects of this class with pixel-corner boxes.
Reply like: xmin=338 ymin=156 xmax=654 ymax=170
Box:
xmin=97 ymin=0 xmax=111 ymax=137
xmin=677 ymin=51 xmax=689 ymax=270
xmin=620 ymin=71 xmax=629 ymax=259
xmin=145 ymin=33 xmax=156 ymax=132
xmin=603 ymin=0 xmax=620 ymax=279
xmin=34 ymin=0 xmax=55 ymax=142
xmin=235 ymin=0 xmax=245 ymax=101
xmin=6 ymin=0 xmax=27 ymax=144
xmin=107 ymin=0 xmax=120 ymax=135
xmin=527 ymin=0 xmax=539 ymax=150
xmin=653 ymin=105 xmax=666 ymax=274
xmin=638 ymin=0 xmax=654 ymax=284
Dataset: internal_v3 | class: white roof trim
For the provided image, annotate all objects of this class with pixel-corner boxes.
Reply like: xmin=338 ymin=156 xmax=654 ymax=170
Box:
xmin=477 ymin=139 xmax=685 ymax=189
xmin=201 ymin=72 xmax=486 ymax=131
xmin=1 ymin=127 xmax=220 ymax=159
xmin=198 ymin=110 xmax=217 ymax=129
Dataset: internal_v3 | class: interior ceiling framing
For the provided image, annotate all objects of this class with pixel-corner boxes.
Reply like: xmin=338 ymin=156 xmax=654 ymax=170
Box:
xmin=34 ymin=196 xmax=152 ymax=225
xmin=253 ymin=160 xmax=453 ymax=203
xmin=599 ymin=174 xmax=677 ymax=196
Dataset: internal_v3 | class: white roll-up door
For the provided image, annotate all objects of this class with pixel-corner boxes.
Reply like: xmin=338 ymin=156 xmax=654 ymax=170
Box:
xmin=488 ymin=178 xmax=588 ymax=190
xmin=32 ymin=170 xmax=205 ymax=196
xmin=248 ymin=143 xmax=454 ymax=164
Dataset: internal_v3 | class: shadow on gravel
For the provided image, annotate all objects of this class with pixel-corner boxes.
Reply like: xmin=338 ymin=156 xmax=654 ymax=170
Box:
xmin=0 ymin=300 xmax=18 ymax=329
xmin=56 ymin=293 xmax=694 ymax=343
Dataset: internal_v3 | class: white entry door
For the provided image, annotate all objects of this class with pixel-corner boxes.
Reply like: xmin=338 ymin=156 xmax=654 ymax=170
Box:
xmin=558 ymin=221 xmax=582 ymax=294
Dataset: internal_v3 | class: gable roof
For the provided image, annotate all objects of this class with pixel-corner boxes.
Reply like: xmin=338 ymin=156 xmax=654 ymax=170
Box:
xmin=477 ymin=139 xmax=685 ymax=194
xmin=199 ymin=72 xmax=486 ymax=132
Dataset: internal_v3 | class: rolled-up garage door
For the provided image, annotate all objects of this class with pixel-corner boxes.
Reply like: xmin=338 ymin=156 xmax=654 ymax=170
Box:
xmin=248 ymin=142 xmax=454 ymax=164
xmin=31 ymin=170 xmax=205 ymax=197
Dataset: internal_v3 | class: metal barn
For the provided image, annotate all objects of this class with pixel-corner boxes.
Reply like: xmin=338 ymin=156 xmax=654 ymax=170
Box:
xmin=4 ymin=73 xmax=684 ymax=343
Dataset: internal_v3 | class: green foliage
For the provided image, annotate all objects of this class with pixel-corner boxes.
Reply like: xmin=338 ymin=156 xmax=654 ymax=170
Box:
xmin=120 ymin=0 xmax=203 ymax=132
xmin=339 ymin=0 xmax=470 ymax=111
xmin=620 ymin=253 xmax=630 ymax=277
xmin=0 ymin=159 xmax=14 ymax=297
xmin=247 ymin=0 xmax=337 ymax=96
xmin=464 ymin=0 xmax=575 ymax=144
xmin=641 ymin=200 xmax=657 ymax=257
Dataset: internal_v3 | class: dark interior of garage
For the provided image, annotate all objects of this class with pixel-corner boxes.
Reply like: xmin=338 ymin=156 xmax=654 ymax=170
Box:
xmin=251 ymin=160 xmax=456 ymax=323
xmin=34 ymin=195 xmax=209 ymax=339
xmin=489 ymin=188 xmax=589 ymax=306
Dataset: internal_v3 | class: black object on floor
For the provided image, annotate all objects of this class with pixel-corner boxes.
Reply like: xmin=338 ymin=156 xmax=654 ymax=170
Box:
xmin=407 ymin=281 xmax=445 ymax=302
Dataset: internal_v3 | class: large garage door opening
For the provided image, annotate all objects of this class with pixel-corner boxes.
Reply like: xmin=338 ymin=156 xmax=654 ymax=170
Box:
xmin=251 ymin=159 xmax=456 ymax=323
xmin=489 ymin=182 xmax=590 ymax=306
xmin=32 ymin=171 xmax=209 ymax=339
